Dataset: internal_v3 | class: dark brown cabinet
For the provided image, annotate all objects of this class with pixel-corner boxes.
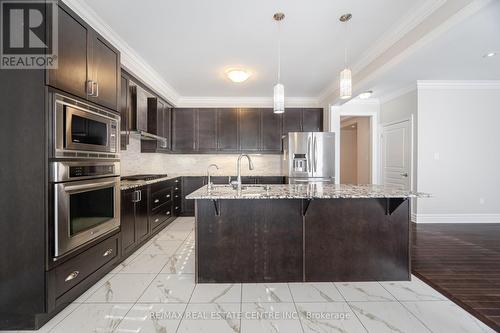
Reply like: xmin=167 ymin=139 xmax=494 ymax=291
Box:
xmin=197 ymin=109 xmax=218 ymax=151
xmin=120 ymin=187 xmax=149 ymax=256
xmin=181 ymin=177 xmax=205 ymax=215
xmin=120 ymin=75 xmax=130 ymax=149
xmin=239 ymin=108 xmax=261 ymax=151
xmin=47 ymin=5 xmax=89 ymax=100
xmin=217 ymin=109 xmax=239 ymax=151
xmin=47 ymin=3 xmax=119 ymax=111
xmin=283 ymin=108 xmax=303 ymax=134
xmin=302 ymin=108 xmax=323 ymax=132
xmin=143 ymin=98 xmax=170 ymax=151
xmin=172 ymin=108 xmax=196 ymax=151
xmin=261 ymin=108 xmax=283 ymax=152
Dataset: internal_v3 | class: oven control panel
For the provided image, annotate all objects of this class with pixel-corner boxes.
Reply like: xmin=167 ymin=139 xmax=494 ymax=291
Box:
xmin=69 ymin=165 xmax=115 ymax=178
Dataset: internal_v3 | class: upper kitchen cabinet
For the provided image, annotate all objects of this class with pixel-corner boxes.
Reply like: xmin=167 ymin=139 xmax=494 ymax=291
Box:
xmin=87 ymin=33 xmax=120 ymax=111
xmin=239 ymin=108 xmax=261 ymax=151
xmin=120 ymin=75 xmax=130 ymax=149
xmin=217 ymin=109 xmax=239 ymax=151
xmin=172 ymin=108 xmax=196 ymax=151
xmin=141 ymin=98 xmax=170 ymax=152
xmin=47 ymin=3 xmax=120 ymax=111
xmin=261 ymin=108 xmax=282 ymax=152
xmin=283 ymin=108 xmax=303 ymax=133
xmin=47 ymin=4 xmax=88 ymax=100
xmin=302 ymin=108 xmax=324 ymax=132
xmin=196 ymin=109 xmax=218 ymax=152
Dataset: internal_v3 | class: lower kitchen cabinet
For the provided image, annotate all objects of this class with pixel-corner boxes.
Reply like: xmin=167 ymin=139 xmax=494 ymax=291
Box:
xmin=121 ymin=187 xmax=148 ymax=256
xmin=181 ymin=176 xmax=206 ymax=216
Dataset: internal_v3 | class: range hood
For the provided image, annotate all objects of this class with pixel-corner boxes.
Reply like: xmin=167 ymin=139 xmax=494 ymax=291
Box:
xmin=123 ymin=82 xmax=168 ymax=147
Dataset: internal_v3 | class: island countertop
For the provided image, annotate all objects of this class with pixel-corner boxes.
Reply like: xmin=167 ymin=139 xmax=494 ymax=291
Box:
xmin=186 ymin=184 xmax=429 ymax=200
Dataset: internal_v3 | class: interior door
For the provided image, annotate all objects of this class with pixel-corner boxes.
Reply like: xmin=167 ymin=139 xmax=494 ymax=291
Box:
xmin=381 ymin=120 xmax=411 ymax=189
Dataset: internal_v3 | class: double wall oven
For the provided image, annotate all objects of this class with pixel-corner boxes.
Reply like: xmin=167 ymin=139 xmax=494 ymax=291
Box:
xmin=50 ymin=94 xmax=121 ymax=259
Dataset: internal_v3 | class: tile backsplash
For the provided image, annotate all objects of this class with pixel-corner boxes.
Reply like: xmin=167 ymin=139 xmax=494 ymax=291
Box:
xmin=120 ymin=137 xmax=284 ymax=177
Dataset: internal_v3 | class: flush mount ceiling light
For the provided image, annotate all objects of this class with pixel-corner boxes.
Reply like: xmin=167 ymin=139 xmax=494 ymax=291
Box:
xmin=359 ymin=91 xmax=373 ymax=99
xmin=226 ymin=69 xmax=251 ymax=83
xmin=273 ymin=12 xmax=285 ymax=114
xmin=484 ymin=52 xmax=497 ymax=58
xmin=339 ymin=13 xmax=353 ymax=100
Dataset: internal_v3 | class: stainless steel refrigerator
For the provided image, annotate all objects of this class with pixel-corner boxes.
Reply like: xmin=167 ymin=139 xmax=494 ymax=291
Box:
xmin=283 ymin=132 xmax=336 ymax=183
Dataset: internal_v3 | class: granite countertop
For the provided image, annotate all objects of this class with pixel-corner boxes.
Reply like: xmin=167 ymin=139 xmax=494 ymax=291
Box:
xmin=186 ymin=184 xmax=430 ymax=200
xmin=120 ymin=176 xmax=178 ymax=190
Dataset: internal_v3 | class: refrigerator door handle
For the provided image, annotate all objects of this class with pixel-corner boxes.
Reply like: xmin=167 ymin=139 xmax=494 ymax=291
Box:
xmin=313 ymin=136 xmax=318 ymax=173
xmin=307 ymin=137 xmax=310 ymax=171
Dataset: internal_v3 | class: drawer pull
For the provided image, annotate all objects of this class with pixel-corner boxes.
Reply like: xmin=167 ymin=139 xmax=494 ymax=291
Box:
xmin=175 ymin=187 xmax=179 ymax=190
xmin=103 ymin=249 xmax=113 ymax=257
xmin=166 ymin=194 xmax=171 ymax=198
xmin=175 ymin=195 xmax=179 ymax=198
xmin=175 ymin=206 xmax=179 ymax=209
xmin=65 ymin=271 xmax=79 ymax=282
xmin=175 ymin=180 xmax=179 ymax=183
xmin=154 ymin=199 xmax=160 ymax=203
xmin=154 ymin=218 xmax=159 ymax=223
xmin=166 ymin=211 xmax=171 ymax=215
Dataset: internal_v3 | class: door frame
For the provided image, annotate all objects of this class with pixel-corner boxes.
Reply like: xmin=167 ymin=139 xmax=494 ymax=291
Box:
xmin=331 ymin=106 xmax=379 ymax=184
xmin=379 ymin=115 xmax=414 ymax=193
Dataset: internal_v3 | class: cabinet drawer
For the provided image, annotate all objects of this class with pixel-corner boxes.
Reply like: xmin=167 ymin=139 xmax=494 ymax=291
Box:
xmin=151 ymin=187 xmax=173 ymax=210
xmin=54 ymin=235 xmax=118 ymax=298
xmin=151 ymin=202 xmax=173 ymax=230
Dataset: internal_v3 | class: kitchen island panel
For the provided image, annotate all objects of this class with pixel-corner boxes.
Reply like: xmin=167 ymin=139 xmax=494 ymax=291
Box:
xmin=196 ymin=199 xmax=303 ymax=283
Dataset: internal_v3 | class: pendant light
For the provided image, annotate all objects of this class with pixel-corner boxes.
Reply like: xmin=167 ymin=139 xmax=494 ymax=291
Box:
xmin=339 ymin=13 xmax=352 ymax=100
xmin=273 ymin=12 xmax=285 ymax=114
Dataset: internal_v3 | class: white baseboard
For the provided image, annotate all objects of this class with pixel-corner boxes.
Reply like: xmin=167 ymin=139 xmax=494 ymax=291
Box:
xmin=415 ymin=214 xmax=500 ymax=223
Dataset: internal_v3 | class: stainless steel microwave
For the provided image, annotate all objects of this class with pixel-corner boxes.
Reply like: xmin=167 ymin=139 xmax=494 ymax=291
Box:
xmin=53 ymin=94 xmax=120 ymax=159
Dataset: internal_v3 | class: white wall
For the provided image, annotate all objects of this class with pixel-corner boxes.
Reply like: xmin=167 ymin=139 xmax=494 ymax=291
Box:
xmin=416 ymin=82 xmax=500 ymax=223
xmin=380 ymin=89 xmax=418 ymax=218
xmin=121 ymin=137 xmax=283 ymax=177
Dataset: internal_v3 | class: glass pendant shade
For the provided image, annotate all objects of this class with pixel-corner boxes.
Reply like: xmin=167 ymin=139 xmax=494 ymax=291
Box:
xmin=273 ymin=83 xmax=285 ymax=114
xmin=339 ymin=67 xmax=352 ymax=99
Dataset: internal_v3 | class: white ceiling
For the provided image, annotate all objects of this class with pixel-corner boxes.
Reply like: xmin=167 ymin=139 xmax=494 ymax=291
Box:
xmin=364 ymin=0 xmax=500 ymax=101
xmin=82 ymin=0 xmax=434 ymax=99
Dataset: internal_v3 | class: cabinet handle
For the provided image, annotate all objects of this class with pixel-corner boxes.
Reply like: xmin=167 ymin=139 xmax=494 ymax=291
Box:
xmin=166 ymin=211 xmax=171 ymax=215
xmin=86 ymin=80 xmax=95 ymax=96
xmin=65 ymin=271 xmax=79 ymax=282
xmin=175 ymin=187 xmax=179 ymax=190
xmin=103 ymin=249 xmax=113 ymax=257
xmin=175 ymin=206 xmax=179 ymax=209
xmin=93 ymin=81 xmax=99 ymax=97
xmin=175 ymin=180 xmax=179 ymax=183
xmin=154 ymin=218 xmax=159 ymax=223
xmin=166 ymin=194 xmax=171 ymax=198
xmin=175 ymin=195 xmax=179 ymax=198
xmin=154 ymin=199 xmax=160 ymax=203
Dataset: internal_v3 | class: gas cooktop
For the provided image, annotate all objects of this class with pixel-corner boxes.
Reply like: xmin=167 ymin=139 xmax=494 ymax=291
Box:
xmin=121 ymin=174 xmax=168 ymax=181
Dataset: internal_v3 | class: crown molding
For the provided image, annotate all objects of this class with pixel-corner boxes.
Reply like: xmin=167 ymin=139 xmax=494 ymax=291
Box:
xmin=176 ymin=96 xmax=320 ymax=108
xmin=317 ymin=0 xmax=446 ymax=103
xmin=417 ymin=80 xmax=500 ymax=90
xmin=379 ymin=84 xmax=417 ymax=104
xmin=62 ymin=0 xmax=181 ymax=105
xmin=345 ymin=98 xmax=380 ymax=106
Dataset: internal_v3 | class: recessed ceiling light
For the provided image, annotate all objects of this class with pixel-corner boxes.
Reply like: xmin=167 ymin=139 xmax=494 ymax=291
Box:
xmin=358 ymin=91 xmax=373 ymax=99
xmin=226 ymin=69 xmax=251 ymax=83
xmin=484 ymin=52 xmax=496 ymax=58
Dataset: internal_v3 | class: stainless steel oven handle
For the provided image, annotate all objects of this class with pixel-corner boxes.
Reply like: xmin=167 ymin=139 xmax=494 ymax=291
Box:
xmin=63 ymin=180 xmax=117 ymax=192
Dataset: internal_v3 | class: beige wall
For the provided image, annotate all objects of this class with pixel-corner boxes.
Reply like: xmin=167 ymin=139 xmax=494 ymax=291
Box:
xmin=120 ymin=137 xmax=283 ymax=177
xmin=340 ymin=127 xmax=357 ymax=184
xmin=340 ymin=117 xmax=372 ymax=184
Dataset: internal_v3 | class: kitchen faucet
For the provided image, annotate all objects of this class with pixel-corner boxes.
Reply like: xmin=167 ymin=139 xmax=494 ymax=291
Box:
xmin=206 ymin=164 xmax=219 ymax=191
xmin=231 ymin=154 xmax=254 ymax=190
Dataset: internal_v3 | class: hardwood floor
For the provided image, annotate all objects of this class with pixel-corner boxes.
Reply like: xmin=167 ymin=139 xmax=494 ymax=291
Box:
xmin=412 ymin=223 xmax=500 ymax=332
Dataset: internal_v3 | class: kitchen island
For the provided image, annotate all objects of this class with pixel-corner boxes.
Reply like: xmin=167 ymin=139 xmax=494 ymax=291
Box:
xmin=186 ymin=184 xmax=427 ymax=283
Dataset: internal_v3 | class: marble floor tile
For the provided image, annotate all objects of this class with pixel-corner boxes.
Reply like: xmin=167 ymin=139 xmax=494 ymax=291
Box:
xmin=140 ymin=239 xmax=183 ymax=255
xmin=402 ymin=301 xmax=496 ymax=333
xmin=110 ymin=250 xmax=141 ymax=273
xmin=73 ymin=273 xmax=115 ymax=303
xmin=289 ymin=282 xmax=344 ymax=303
xmin=177 ymin=303 xmax=241 ymax=333
xmin=175 ymin=240 xmax=195 ymax=256
xmin=349 ymin=301 xmax=431 ymax=333
xmin=296 ymin=302 xmax=366 ymax=333
xmin=156 ymin=229 xmax=192 ymax=241
xmin=34 ymin=303 xmax=81 ymax=333
xmin=380 ymin=277 xmax=448 ymax=301
xmin=335 ymin=282 xmax=396 ymax=301
xmin=241 ymin=302 xmax=302 ymax=333
xmin=161 ymin=252 xmax=195 ymax=274
xmin=86 ymin=273 xmax=156 ymax=303
xmin=190 ymin=283 xmax=242 ymax=303
xmin=138 ymin=274 xmax=195 ymax=303
xmin=115 ymin=303 xmax=186 ymax=333
xmin=242 ymin=283 xmax=294 ymax=303
xmin=168 ymin=220 xmax=195 ymax=231
xmin=119 ymin=253 xmax=171 ymax=274
xmin=50 ymin=303 xmax=133 ymax=333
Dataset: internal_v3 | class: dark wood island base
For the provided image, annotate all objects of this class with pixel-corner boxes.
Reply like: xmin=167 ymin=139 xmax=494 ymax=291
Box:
xmin=194 ymin=198 xmax=410 ymax=283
